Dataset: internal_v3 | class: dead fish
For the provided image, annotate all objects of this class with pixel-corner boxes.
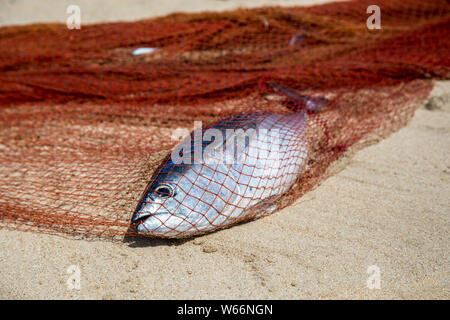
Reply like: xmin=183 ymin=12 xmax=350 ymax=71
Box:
xmin=131 ymin=84 xmax=327 ymax=238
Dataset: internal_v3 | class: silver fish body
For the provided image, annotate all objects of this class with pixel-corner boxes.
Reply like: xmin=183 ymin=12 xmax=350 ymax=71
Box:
xmin=131 ymin=108 xmax=312 ymax=238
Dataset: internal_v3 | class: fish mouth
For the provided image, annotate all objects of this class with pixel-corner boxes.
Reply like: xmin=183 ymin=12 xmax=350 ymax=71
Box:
xmin=131 ymin=210 xmax=191 ymax=237
xmin=131 ymin=211 xmax=170 ymax=234
xmin=131 ymin=207 xmax=150 ymax=223
xmin=130 ymin=200 xmax=161 ymax=231
xmin=131 ymin=213 xmax=150 ymax=229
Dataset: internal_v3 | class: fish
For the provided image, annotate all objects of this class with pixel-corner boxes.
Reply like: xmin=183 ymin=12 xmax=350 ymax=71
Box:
xmin=131 ymin=84 xmax=327 ymax=238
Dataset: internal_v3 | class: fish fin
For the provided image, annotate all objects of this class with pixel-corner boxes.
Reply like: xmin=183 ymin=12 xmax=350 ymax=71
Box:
xmin=245 ymin=195 xmax=279 ymax=219
xmin=266 ymin=81 xmax=328 ymax=112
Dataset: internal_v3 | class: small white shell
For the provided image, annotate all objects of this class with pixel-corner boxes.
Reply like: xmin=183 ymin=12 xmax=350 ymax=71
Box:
xmin=131 ymin=47 xmax=158 ymax=56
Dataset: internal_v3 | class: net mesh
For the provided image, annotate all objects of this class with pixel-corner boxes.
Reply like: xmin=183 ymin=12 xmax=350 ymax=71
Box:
xmin=0 ymin=0 xmax=448 ymax=238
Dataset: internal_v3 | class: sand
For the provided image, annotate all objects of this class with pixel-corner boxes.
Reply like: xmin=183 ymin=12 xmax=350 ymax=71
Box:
xmin=0 ymin=0 xmax=344 ymax=26
xmin=0 ymin=1 xmax=448 ymax=300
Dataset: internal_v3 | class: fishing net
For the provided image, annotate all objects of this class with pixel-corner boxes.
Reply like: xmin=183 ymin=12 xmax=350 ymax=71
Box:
xmin=0 ymin=0 xmax=448 ymax=238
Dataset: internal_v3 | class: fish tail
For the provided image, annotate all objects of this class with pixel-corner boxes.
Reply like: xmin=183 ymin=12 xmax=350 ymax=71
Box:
xmin=265 ymin=81 xmax=328 ymax=113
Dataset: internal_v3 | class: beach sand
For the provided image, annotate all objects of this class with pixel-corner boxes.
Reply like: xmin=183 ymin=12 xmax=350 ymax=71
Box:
xmin=0 ymin=1 xmax=448 ymax=299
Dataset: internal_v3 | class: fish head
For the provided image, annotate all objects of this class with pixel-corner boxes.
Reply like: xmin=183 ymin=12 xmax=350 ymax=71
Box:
xmin=131 ymin=158 xmax=237 ymax=237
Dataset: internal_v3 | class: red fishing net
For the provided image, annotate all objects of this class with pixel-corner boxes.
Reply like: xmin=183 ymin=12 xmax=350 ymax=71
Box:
xmin=0 ymin=0 xmax=448 ymax=238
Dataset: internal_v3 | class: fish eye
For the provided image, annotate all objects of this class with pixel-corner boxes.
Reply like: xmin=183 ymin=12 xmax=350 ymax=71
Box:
xmin=154 ymin=185 xmax=174 ymax=198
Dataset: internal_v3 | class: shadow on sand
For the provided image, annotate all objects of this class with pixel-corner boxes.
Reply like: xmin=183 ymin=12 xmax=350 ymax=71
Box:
xmin=122 ymin=227 xmax=191 ymax=248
